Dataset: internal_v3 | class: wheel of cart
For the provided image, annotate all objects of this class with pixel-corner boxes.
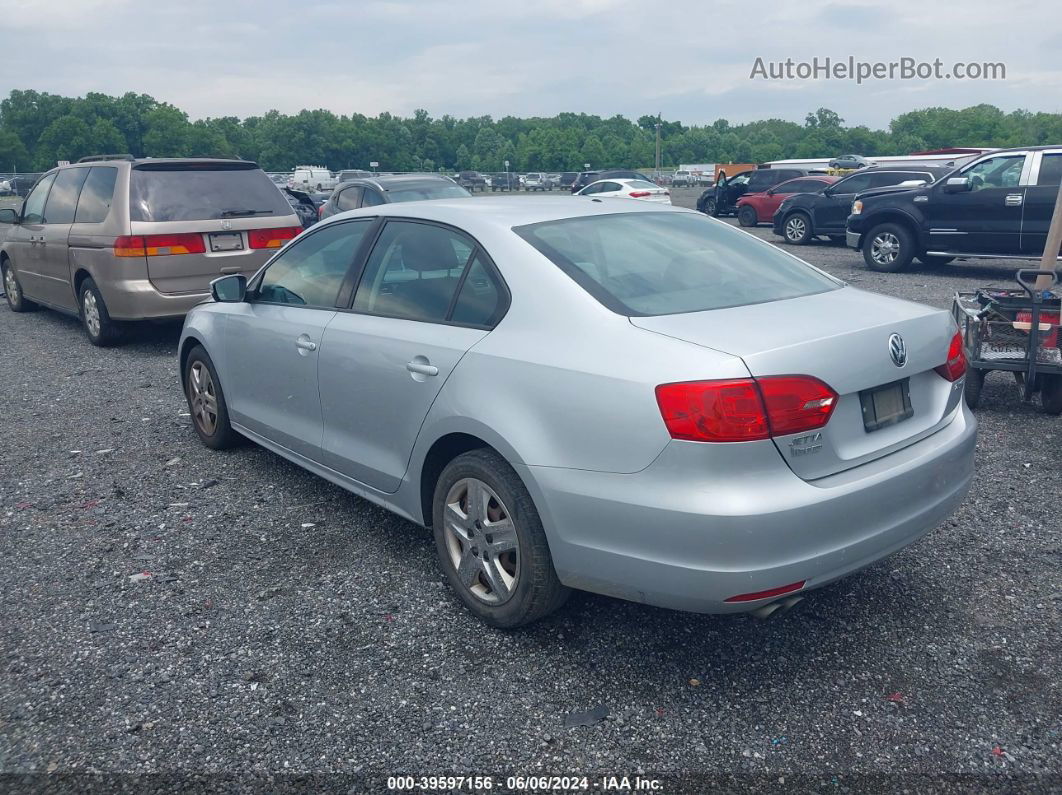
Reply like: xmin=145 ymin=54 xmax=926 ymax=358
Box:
xmin=951 ymin=269 xmax=1062 ymax=414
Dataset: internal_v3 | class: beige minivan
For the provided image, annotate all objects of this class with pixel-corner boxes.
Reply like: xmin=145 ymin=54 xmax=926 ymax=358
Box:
xmin=0 ymin=156 xmax=302 ymax=345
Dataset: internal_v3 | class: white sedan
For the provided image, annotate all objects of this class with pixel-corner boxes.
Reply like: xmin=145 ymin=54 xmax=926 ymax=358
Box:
xmin=576 ymin=178 xmax=671 ymax=204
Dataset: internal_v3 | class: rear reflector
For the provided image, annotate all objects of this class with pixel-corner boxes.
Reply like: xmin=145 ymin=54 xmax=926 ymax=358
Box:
xmin=725 ymin=580 xmax=805 ymax=603
xmin=114 ymin=233 xmax=205 ymax=257
xmin=248 ymin=226 xmax=301 ymax=249
xmin=934 ymin=330 xmax=967 ymax=382
xmin=655 ymin=376 xmax=837 ymax=443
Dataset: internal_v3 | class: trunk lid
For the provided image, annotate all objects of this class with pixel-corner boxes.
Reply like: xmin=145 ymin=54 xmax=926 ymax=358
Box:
xmin=631 ymin=287 xmax=964 ymax=480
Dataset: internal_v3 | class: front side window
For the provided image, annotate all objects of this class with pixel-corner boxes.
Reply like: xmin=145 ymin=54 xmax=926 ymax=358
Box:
xmin=832 ymin=173 xmax=874 ymax=194
xmin=963 ymin=155 xmax=1025 ymax=190
xmin=74 ymin=167 xmax=118 ymax=223
xmin=353 ymin=221 xmax=476 ymax=323
xmin=21 ymin=173 xmax=56 ymax=224
xmin=43 ymin=168 xmax=90 ymax=224
xmin=256 ymin=219 xmax=372 ymax=307
xmin=515 ymin=211 xmax=840 ymax=317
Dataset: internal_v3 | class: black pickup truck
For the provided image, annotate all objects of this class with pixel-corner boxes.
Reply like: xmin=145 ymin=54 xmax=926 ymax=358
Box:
xmin=846 ymin=146 xmax=1062 ymax=271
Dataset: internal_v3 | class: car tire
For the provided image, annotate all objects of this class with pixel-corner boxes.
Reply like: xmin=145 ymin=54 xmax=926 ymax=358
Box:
xmin=432 ymin=448 xmax=570 ymax=628
xmin=964 ymin=368 xmax=985 ymax=409
xmin=737 ymin=205 xmax=758 ymax=227
xmin=1040 ymin=374 xmax=1062 ymax=415
xmin=2 ymin=260 xmax=37 ymax=312
xmin=782 ymin=212 xmax=814 ymax=245
xmin=79 ymin=277 xmax=122 ymax=346
xmin=863 ymin=223 xmax=916 ymax=272
xmin=704 ymin=197 xmax=719 ymax=217
xmin=184 ymin=344 xmax=241 ymax=449
xmin=917 ymin=254 xmax=956 ymax=267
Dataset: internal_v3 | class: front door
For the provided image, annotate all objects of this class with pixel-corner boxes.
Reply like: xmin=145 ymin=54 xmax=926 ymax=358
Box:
xmin=5 ymin=172 xmax=56 ymax=302
xmin=924 ymin=153 xmax=1028 ymax=255
xmin=224 ymin=218 xmax=374 ymax=459
xmin=317 ymin=220 xmax=505 ymax=492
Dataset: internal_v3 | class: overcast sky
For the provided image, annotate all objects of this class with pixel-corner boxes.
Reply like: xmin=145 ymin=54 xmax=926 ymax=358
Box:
xmin=3 ymin=0 xmax=1060 ymax=128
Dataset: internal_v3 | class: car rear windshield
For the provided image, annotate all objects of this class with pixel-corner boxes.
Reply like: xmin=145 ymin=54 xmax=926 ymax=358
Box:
xmin=513 ymin=211 xmax=841 ymax=316
xmin=386 ymin=184 xmax=472 ymax=202
xmin=129 ymin=164 xmax=291 ymax=222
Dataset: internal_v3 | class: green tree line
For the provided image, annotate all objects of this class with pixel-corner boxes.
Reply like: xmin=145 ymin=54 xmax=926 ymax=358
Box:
xmin=2 ymin=89 xmax=1061 ymax=174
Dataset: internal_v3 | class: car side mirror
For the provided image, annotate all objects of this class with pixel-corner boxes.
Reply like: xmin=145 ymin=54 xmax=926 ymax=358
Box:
xmin=0 ymin=207 xmax=19 ymax=224
xmin=211 ymin=274 xmax=247 ymax=303
xmin=765 ymin=188 xmax=776 ymax=196
xmin=943 ymin=177 xmax=971 ymax=193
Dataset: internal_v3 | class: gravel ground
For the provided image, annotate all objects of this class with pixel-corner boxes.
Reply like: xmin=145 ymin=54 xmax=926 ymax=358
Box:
xmin=1 ymin=191 xmax=1060 ymax=792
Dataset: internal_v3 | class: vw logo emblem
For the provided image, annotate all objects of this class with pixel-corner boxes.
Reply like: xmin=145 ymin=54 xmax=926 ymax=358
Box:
xmin=221 ymin=220 xmax=232 ymax=230
xmin=889 ymin=333 xmax=907 ymax=367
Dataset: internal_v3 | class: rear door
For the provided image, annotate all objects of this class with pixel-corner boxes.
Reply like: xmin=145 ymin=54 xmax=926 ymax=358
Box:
xmin=37 ymin=166 xmax=90 ymax=309
xmin=317 ymin=220 xmax=504 ymax=492
xmin=129 ymin=162 xmax=301 ymax=295
xmin=224 ymin=218 xmax=374 ymax=458
xmin=1020 ymin=150 xmax=1062 ymax=258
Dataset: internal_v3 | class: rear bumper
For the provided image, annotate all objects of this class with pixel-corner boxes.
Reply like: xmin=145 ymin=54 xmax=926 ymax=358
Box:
xmin=100 ymin=277 xmax=210 ymax=320
xmin=520 ymin=403 xmax=976 ymax=614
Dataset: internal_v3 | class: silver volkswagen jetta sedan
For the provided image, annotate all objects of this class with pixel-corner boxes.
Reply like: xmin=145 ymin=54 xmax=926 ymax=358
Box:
xmin=178 ymin=197 xmax=976 ymax=627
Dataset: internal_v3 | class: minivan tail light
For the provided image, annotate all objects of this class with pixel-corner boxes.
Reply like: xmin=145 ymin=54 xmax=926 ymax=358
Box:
xmin=934 ymin=330 xmax=967 ymax=382
xmin=248 ymin=226 xmax=301 ymax=249
xmin=655 ymin=376 xmax=838 ymax=443
xmin=113 ymin=233 xmax=205 ymax=257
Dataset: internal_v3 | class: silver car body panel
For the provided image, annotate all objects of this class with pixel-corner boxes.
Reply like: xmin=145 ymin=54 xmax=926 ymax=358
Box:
xmin=180 ymin=197 xmax=976 ymax=613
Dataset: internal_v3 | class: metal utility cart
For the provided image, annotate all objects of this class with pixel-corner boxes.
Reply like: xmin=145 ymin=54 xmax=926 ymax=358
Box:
xmin=952 ymin=268 xmax=1062 ymax=414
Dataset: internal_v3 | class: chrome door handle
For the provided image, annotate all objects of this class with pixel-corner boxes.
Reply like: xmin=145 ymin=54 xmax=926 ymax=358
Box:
xmin=295 ymin=337 xmax=317 ymax=352
xmin=406 ymin=361 xmax=439 ymax=376
xmin=1005 ymin=193 xmax=1023 ymax=206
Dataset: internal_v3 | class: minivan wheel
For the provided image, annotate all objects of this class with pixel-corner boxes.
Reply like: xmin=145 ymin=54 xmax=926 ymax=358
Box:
xmin=2 ymin=261 xmax=37 ymax=312
xmin=737 ymin=205 xmax=758 ymax=227
xmin=783 ymin=212 xmax=814 ymax=244
xmin=184 ymin=344 xmax=241 ymax=449
xmin=79 ymin=278 xmax=122 ymax=345
xmin=864 ymin=223 xmax=916 ymax=272
xmin=432 ymin=449 xmax=569 ymax=628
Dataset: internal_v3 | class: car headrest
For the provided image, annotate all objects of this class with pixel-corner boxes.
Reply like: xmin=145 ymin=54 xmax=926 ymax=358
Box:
xmin=399 ymin=226 xmax=459 ymax=272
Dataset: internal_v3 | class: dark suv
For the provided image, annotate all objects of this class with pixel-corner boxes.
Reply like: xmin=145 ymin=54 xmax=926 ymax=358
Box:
xmin=697 ymin=168 xmax=807 ymax=216
xmin=772 ymin=167 xmax=950 ymax=245
xmin=456 ymin=171 xmax=487 ymax=192
xmin=846 ymin=147 xmax=1062 ymax=271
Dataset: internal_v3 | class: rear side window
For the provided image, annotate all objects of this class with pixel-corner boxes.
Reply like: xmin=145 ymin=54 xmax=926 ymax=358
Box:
xmin=1037 ymin=154 xmax=1062 ymax=186
xmin=777 ymin=179 xmax=823 ymax=193
xmin=353 ymin=221 xmax=476 ymax=323
xmin=44 ymin=168 xmax=90 ymax=224
xmin=336 ymin=186 xmax=362 ymax=211
xmin=515 ymin=211 xmax=840 ymax=317
xmin=361 ymin=189 xmax=384 ymax=207
xmin=75 ymin=167 xmax=118 ymax=223
xmin=129 ymin=165 xmax=291 ymax=222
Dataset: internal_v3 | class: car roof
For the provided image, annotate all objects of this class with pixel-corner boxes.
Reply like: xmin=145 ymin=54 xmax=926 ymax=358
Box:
xmin=321 ymin=194 xmax=693 ymax=230
xmin=336 ymin=174 xmax=457 ymax=189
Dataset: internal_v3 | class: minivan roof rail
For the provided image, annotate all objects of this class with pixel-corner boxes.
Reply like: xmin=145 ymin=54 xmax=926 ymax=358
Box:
xmin=76 ymin=154 xmax=136 ymax=163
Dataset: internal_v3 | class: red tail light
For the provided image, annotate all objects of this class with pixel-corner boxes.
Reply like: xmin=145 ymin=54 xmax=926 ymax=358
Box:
xmin=934 ymin=331 xmax=967 ymax=382
xmin=248 ymin=226 xmax=301 ymax=249
xmin=655 ymin=376 xmax=838 ymax=443
xmin=629 ymin=191 xmax=652 ymax=198
xmin=114 ymin=233 xmax=205 ymax=257
xmin=318 ymin=204 xmax=325 ymax=218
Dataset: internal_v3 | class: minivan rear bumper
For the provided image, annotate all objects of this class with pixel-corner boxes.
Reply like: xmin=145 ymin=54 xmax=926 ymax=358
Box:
xmin=100 ymin=277 xmax=209 ymax=320
xmin=519 ymin=402 xmax=976 ymax=614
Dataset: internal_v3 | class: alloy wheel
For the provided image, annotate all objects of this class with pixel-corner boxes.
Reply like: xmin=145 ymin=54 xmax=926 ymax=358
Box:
xmin=82 ymin=289 xmax=101 ymax=337
xmin=870 ymin=232 xmax=900 ymax=266
xmin=4 ymin=266 xmax=19 ymax=303
xmin=187 ymin=361 xmax=219 ymax=435
xmin=442 ymin=478 xmax=520 ymax=605
xmin=785 ymin=216 xmax=807 ymax=241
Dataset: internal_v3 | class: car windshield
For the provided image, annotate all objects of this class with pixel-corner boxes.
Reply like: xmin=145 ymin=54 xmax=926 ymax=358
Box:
xmin=386 ymin=184 xmax=472 ymax=202
xmin=514 ymin=211 xmax=840 ymax=316
xmin=130 ymin=165 xmax=291 ymax=222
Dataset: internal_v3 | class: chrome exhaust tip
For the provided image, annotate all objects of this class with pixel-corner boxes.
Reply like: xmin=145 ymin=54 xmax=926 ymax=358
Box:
xmin=750 ymin=595 xmax=804 ymax=620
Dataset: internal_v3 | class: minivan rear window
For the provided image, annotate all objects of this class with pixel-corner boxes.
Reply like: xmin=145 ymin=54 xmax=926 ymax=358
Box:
xmin=514 ymin=211 xmax=840 ymax=317
xmin=129 ymin=164 xmax=291 ymax=222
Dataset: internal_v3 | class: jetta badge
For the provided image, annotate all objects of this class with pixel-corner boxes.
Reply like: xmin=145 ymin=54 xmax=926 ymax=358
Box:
xmin=889 ymin=333 xmax=907 ymax=367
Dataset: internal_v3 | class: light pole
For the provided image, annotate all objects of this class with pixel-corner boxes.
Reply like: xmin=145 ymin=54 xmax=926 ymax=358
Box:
xmin=655 ymin=118 xmax=662 ymax=177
